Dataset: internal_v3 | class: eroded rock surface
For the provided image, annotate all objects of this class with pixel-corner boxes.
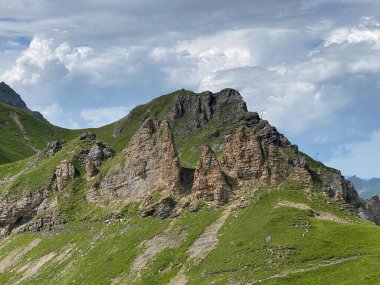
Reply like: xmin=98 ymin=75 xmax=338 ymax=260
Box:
xmin=97 ymin=118 xmax=182 ymax=201
xmin=192 ymin=145 xmax=230 ymax=205
xmin=54 ymin=160 xmax=75 ymax=191
xmin=360 ymin=196 xmax=380 ymax=225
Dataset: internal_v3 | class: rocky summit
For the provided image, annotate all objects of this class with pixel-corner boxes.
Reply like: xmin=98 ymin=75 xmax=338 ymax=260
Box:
xmin=0 ymin=87 xmax=380 ymax=284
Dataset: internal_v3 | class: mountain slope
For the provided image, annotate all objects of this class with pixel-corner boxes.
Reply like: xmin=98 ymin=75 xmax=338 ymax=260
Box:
xmin=0 ymin=88 xmax=379 ymax=284
xmin=0 ymin=82 xmax=45 ymax=121
xmin=0 ymin=102 xmax=79 ymax=164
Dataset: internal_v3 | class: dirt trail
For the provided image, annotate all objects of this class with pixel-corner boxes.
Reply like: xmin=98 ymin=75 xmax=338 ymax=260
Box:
xmin=169 ymin=204 xmax=234 ymax=285
xmin=0 ymin=238 xmax=42 ymax=274
xmin=252 ymin=255 xmax=361 ymax=284
xmin=16 ymin=252 xmax=56 ymax=284
xmin=9 ymin=111 xmax=40 ymax=153
xmin=130 ymin=220 xmax=187 ymax=279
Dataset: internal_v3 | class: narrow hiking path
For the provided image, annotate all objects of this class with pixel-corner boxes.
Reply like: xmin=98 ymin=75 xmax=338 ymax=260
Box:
xmin=128 ymin=219 xmax=187 ymax=281
xmin=169 ymin=204 xmax=235 ymax=285
xmin=252 ymin=255 xmax=361 ymax=284
xmin=9 ymin=111 xmax=40 ymax=153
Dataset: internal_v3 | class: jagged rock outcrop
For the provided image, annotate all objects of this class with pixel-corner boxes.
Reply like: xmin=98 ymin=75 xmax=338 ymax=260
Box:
xmin=139 ymin=196 xmax=176 ymax=219
xmin=112 ymin=88 xmax=295 ymax=150
xmin=221 ymin=126 xmax=264 ymax=182
xmin=0 ymin=188 xmax=51 ymax=238
xmin=54 ymin=160 xmax=75 ymax=191
xmin=84 ymin=141 xmax=113 ymax=180
xmin=46 ymin=140 xmax=64 ymax=156
xmin=220 ymin=126 xmax=290 ymax=186
xmin=220 ymin=126 xmax=311 ymax=187
xmin=0 ymin=135 xmax=114 ymax=237
xmin=317 ymin=167 xmax=361 ymax=207
xmin=359 ymin=196 xmax=380 ymax=225
xmin=95 ymin=118 xmax=182 ymax=201
xmin=192 ymin=145 xmax=230 ymax=205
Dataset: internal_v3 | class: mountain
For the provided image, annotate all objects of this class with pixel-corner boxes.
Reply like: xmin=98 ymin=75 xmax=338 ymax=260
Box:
xmin=0 ymin=102 xmax=79 ymax=164
xmin=0 ymin=87 xmax=380 ymax=284
xmin=348 ymin=175 xmax=380 ymax=198
xmin=0 ymin=82 xmax=80 ymax=164
xmin=0 ymin=82 xmax=45 ymax=121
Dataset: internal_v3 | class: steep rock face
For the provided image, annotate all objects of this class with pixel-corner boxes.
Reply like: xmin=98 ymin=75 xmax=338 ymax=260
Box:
xmin=360 ymin=196 xmax=380 ymax=225
xmin=96 ymin=118 xmax=182 ymax=201
xmin=84 ymin=141 xmax=113 ymax=180
xmin=221 ymin=126 xmax=264 ymax=182
xmin=192 ymin=145 xmax=230 ymax=205
xmin=54 ymin=160 xmax=75 ymax=191
xmin=220 ymin=126 xmax=310 ymax=187
xmin=317 ymin=167 xmax=361 ymax=207
xmin=0 ymin=188 xmax=51 ymax=238
xmin=169 ymin=88 xmax=247 ymax=123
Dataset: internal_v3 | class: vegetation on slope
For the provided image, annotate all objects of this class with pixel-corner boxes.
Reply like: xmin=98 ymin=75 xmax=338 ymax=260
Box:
xmin=0 ymin=183 xmax=379 ymax=285
xmin=0 ymin=103 xmax=79 ymax=164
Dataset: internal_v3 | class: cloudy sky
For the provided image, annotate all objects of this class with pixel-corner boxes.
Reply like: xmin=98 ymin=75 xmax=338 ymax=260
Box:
xmin=0 ymin=0 xmax=380 ymax=178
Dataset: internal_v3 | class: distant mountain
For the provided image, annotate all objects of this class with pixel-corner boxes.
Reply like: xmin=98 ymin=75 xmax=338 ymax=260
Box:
xmin=0 ymin=81 xmax=45 ymax=121
xmin=348 ymin=175 xmax=380 ymax=198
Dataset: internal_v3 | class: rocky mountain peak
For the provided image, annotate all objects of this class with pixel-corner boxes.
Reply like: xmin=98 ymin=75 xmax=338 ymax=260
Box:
xmin=0 ymin=82 xmax=46 ymax=121
xmin=0 ymin=81 xmax=28 ymax=109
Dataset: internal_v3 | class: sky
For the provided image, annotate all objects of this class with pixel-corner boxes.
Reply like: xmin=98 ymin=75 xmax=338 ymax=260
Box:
xmin=0 ymin=0 xmax=379 ymax=178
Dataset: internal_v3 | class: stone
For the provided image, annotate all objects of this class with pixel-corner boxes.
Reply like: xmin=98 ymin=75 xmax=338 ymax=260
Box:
xmin=84 ymin=142 xmax=113 ymax=180
xmin=221 ymin=126 xmax=264 ymax=182
xmin=96 ymin=118 xmax=182 ymax=201
xmin=360 ymin=196 xmax=380 ymax=226
xmin=54 ymin=160 xmax=75 ymax=191
xmin=46 ymin=140 xmax=64 ymax=156
xmin=191 ymin=145 xmax=230 ymax=205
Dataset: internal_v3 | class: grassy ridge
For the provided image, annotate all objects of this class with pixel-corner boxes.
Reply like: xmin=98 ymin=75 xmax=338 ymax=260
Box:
xmin=0 ymin=103 xmax=79 ymax=164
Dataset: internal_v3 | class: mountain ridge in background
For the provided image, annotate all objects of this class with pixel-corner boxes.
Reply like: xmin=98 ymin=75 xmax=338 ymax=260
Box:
xmin=348 ymin=175 xmax=380 ymax=198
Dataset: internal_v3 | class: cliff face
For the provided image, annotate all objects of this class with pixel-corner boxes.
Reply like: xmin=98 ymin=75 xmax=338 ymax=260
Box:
xmin=91 ymin=118 xmax=319 ymax=213
xmin=359 ymin=196 xmax=380 ymax=225
xmin=192 ymin=145 xmax=230 ymax=205
xmin=95 ymin=118 xmax=182 ymax=201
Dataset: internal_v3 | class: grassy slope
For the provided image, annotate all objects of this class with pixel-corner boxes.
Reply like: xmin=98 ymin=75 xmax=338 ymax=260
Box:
xmin=0 ymin=184 xmax=379 ymax=285
xmin=0 ymin=103 xmax=79 ymax=164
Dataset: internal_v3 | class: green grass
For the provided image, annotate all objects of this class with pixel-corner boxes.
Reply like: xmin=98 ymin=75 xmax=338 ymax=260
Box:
xmin=0 ymin=185 xmax=379 ymax=284
xmin=0 ymin=102 xmax=79 ymax=164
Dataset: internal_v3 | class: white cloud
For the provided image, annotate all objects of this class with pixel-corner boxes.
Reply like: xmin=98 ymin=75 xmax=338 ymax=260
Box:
xmin=80 ymin=106 xmax=130 ymax=127
xmin=325 ymin=130 xmax=380 ymax=178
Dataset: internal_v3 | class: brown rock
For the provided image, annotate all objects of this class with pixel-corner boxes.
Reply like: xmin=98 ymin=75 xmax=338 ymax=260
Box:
xmin=54 ymin=160 xmax=75 ymax=191
xmin=97 ymin=118 xmax=181 ymax=201
xmin=221 ymin=126 xmax=264 ymax=181
xmin=192 ymin=145 xmax=230 ymax=205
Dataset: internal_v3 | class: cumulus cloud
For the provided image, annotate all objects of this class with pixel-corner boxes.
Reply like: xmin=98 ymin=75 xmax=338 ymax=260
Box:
xmin=1 ymin=1 xmax=380 ymax=177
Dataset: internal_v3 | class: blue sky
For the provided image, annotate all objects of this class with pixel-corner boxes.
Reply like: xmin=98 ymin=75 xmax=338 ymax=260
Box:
xmin=0 ymin=0 xmax=380 ymax=178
